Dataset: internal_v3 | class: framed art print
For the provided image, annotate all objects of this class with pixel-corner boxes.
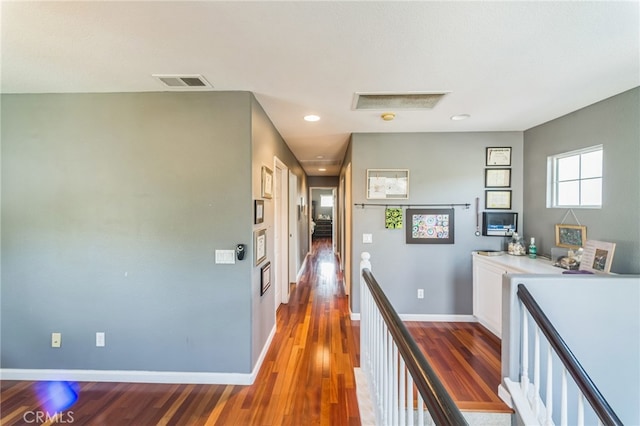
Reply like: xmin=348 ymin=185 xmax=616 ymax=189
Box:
xmin=254 ymin=228 xmax=267 ymax=265
xmin=405 ymin=208 xmax=454 ymax=244
xmin=486 ymin=147 xmax=512 ymax=166
xmin=254 ymin=199 xmax=264 ymax=224
xmin=260 ymin=262 xmax=272 ymax=295
xmin=485 ymin=190 xmax=512 ymax=209
xmin=555 ymin=224 xmax=586 ymax=249
xmin=261 ymin=166 xmax=273 ymax=199
xmin=485 ymin=168 xmax=511 ymax=188
xmin=366 ymin=169 xmax=409 ymax=199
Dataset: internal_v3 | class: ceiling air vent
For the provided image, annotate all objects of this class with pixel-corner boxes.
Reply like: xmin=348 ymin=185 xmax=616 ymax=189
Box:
xmin=352 ymin=92 xmax=449 ymax=110
xmin=153 ymin=74 xmax=212 ymax=90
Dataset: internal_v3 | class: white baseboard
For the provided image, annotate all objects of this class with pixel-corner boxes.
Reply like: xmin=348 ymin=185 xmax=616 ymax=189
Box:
xmin=350 ymin=311 xmax=360 ymax=321
xmin=0 ymin=324 xmax=278 ymax=386
xmin=399 ymin=314 xmax=476 ymax=322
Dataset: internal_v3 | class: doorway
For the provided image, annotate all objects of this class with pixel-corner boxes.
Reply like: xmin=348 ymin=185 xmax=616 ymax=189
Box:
xmin=310 ymin=187 xmax=336 ymax=252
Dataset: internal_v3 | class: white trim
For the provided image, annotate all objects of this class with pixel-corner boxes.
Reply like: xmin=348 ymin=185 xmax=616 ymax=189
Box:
xmin=398 ymin=314 xmax=476 ymax=322
xmin=498 ymin=383 xmax=514 ymax=408
xmin=350 ymin=311 xmax=361 ymax=321
xmin=0 ymin=324 xmax=278 ymax=386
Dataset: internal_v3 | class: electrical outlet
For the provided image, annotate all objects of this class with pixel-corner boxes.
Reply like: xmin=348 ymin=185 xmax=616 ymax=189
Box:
xmin=96 ymin=332 xmax=105 ymax=347
xmin=363 ymin=233 xmax=373 ymax=244
xmin=417 ymin=289 xmax=424 ymax=299
xmin=51 ymin=332 xmax=61 ymax=348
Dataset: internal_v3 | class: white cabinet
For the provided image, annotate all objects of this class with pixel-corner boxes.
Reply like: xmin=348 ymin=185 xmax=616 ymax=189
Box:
xmin=472 ymin=253 xmax=563 ymax=338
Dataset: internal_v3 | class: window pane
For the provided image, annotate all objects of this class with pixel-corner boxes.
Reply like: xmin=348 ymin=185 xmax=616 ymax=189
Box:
xmin=581 ymin=149 xmax=603 ymax=179
xmin=557 ymin=155 xmax=580 ymax=181
xmin=320 ymin=195 xmax=333 ymax=207
xmin=557 ymin=181 xmax=580 ymax=205
xmin=581 ymin=178 xmax=602 ymax=206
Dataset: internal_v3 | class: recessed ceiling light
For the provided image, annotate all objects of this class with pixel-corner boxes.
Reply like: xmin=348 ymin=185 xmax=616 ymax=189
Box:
xmin=450 ymin=114 xmax=470 ymax=121
xmin=316 ymin=155 xmax=324 ymax=159
xmin=304 ymin=115 xmax=320 ymax=122
xmin=318 ymin=168 xmax=327 ymax=172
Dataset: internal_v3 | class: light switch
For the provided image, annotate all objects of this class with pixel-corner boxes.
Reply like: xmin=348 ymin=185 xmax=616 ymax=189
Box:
xmin=363 ymin=233 xmax=373 ymax=244
xmin=215 ymin=250 xmax=236 ymax=264
xmin=96 ymin=332 xmax=105 ymax=347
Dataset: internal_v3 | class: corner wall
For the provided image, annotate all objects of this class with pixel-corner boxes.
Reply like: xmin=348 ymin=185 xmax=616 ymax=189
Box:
xmin=523 ymin=87 xmax=640 ymax=273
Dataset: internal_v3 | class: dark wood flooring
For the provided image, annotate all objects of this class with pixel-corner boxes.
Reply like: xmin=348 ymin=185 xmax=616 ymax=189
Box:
xmin=1 ymin=237 xmax=509 ymax=425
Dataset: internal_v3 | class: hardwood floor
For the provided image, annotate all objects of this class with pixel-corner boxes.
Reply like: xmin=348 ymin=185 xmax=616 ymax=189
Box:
xmin=1 ymin=237 xmax=509 ymax=425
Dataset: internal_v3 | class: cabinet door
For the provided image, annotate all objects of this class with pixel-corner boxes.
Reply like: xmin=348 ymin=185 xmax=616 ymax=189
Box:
xmin=473 ymin=258 xmax=506 ymax=338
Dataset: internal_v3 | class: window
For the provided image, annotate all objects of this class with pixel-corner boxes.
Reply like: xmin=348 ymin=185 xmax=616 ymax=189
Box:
xmin=548 ymin=145 xmax=603 ymax=208
xmin=320 ymin=195 xmax=334 ymax=207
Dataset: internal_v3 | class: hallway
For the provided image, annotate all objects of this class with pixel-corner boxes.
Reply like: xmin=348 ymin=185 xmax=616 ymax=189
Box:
xmin=0 ymin=237 xmax=361 ymax=425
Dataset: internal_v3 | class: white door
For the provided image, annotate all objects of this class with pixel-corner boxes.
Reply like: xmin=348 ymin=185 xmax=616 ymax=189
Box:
xmin=289 ymin=171 xmax=299 ymax=284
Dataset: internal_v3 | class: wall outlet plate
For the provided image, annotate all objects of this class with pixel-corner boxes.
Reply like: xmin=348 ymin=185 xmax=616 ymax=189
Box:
xmin=417 ymin=289 xmax=424 ymax=299
xmin=51 ymin=332 xmax=61 ymax=348
xmin=96 ymin=332 xmax=105 ymax=347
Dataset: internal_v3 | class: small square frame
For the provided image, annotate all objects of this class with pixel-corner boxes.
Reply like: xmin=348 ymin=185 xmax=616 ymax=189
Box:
xmin=254 ymin=199 xmax=264 ymax=224
xmin=261 ymin=166 xmax=273 ymax=199
xmin=555 ymin=224 xmax=587 ymax=249
xmin=405 ymin=208 xmax=454 ymax=244
xmin=484 ymin=168 xmax=511 ymax=188
xmin=486 ymin=147 xmax=512 ymax=166
xmin=485 ymin=190 xmax=512 ymax=209
xmin=260 ymin=262 xmax=272 ymax=295
xmin=254 ymin=228 xmax=267 ymax=265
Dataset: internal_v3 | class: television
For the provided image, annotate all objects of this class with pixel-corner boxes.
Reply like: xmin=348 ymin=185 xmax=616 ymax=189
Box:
xmin=482 ymin=212 xmax=518 ymax=236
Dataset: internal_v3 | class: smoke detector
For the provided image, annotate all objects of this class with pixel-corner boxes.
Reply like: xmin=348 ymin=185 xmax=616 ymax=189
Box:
xmin=152 ymin=74 xmax=213 ymax=90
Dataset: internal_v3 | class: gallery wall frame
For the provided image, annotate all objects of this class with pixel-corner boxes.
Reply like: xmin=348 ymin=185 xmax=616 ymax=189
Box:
xmin=261 ymin=166 xmax=273 ymax=199
xmin=254 ymin=199 xmax=264 ymax=224
xmin=486 ymin=147 xmax=512 ymax=166
xmin=485 ymin=190 xmax=512 ymax=209
xmin=484 ymin=168 xmax=511 ymax=188
xmin=579 ymin=240 xmax=616 ymax=274
xmin=555 ymin=224 xmax=587 ymax=249
xmin=405 ymin=208 xmax=455 ymax=244
xmin=260 ymin=262 xmax=271 ymax=295
xmin=254 ymin=228 xmax=267 ymax=265
xmin=366 ymin=169 xmax=409 ymax=199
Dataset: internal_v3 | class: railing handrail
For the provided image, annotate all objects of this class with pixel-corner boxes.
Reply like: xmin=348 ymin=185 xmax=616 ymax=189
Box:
xmin=516 ymin=283 xmax=623 ymax=426
xmin=362 ymin=268 xmax=468 ymax=426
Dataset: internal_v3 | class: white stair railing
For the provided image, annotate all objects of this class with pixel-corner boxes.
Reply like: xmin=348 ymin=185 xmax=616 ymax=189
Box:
xmin=504 ymin=284 xmax=622 ymax=426
xmin=359 ymin=252 xmax=466 ymax=426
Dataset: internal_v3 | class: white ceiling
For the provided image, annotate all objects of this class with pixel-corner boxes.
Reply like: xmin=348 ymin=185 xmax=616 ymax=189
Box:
xmin=2 ymin=1 xmax=639 ymax=176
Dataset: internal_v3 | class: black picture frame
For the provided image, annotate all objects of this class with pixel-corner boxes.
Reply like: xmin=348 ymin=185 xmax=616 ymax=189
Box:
xmin=484 ymin=168 xmax=511 ymax=188
xmin=485 ymin=190 xmax=512 ymax=209
xmin=486 ymin=147 xmax=512 ymax=166
xmin=254 ymin=199 xmax=264 ymax=224
xmin=260 ymin=262 xmax=271 ymax=295
xmin=405 ymin=208 xmax=455 ymax=244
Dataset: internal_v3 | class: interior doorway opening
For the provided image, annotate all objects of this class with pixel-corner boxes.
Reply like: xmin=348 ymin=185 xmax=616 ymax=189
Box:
xmin=310 ymin=187 xmax=336 ymax=252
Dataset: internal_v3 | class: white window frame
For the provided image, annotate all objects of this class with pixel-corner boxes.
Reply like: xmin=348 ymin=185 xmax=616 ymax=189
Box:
xmin=547 ymin=145 xmax=603 ymax=209
xmin=320 ymin=195 xmax=334 ymax=207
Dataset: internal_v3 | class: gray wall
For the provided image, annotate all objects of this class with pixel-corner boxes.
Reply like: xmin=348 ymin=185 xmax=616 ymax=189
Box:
xmin=523 ymin=88 xmax=640 ymax=273
xmin=350 ymin=132 xmax=524 ymax=314
xmin=1 ymin=91 xmax=307 ymax=375
xmin=249 ymin=95 xmax=308 ymax=366
xmin=308 ymin=176 xmax=339 ymax=187
xmin=502 ymin=274 xmax=640 ymax=425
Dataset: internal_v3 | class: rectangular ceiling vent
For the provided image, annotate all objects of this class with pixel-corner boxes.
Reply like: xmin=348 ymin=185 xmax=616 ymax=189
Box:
xmin=153 ymin=74 xmax=213 ymax=90
xmin=300 ymin=159 xmax=342 ymax=167
xmin=352 ymin=92 xmax=449 ymax=110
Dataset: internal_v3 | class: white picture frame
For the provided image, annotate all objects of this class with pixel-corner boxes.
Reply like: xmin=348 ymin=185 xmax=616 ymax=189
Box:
xmin=366 ymin=169 xmax=409 ymax=199
xmin=579 ymin=240 xmax=616 ymax=273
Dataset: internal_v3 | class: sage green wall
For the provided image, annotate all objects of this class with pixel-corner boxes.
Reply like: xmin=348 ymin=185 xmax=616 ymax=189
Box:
xmin=523 ymin=87 xmax=640 ymax=273
xmin=1 ymin=91 xmax=305 ymax=376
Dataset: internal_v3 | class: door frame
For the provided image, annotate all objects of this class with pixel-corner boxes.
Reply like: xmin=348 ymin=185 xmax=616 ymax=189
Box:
xmin=274 ymin=157 xmax=290 ymax=307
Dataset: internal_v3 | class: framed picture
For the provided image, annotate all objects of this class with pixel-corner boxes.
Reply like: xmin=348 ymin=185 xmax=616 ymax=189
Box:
xmin=254 ymin=200 xmax=264 ymax=224
xmin=254 ymin=228 xmax=267 ymax=265
xmin=485 ymin=190 xmax=512 ymax=209
xmin=555 ymin=224 xmax=587 ymax=249
xmin=366 ymin=169 xmax=409 ymax=199
xmin=405 ymin=208 xmax=454 ymax=244
xmin=486 ymin=147 xmax=512 ymax=166
xmin=260 ymin=262 xmax=271 ymax=295
xmin=579 ymin=240 xmax=616 ymax=274
xmin=261 ymin=166 xmax=273 ymax=199
xmin=485 ymin=168 xmax=511 ymax=188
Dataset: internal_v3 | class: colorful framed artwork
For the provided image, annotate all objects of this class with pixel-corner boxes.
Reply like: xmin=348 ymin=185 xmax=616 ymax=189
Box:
xmin=555 ymin=224 xmax=586 ymax=249
xmin=405 ymin=208 xmax=454 ymax=244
